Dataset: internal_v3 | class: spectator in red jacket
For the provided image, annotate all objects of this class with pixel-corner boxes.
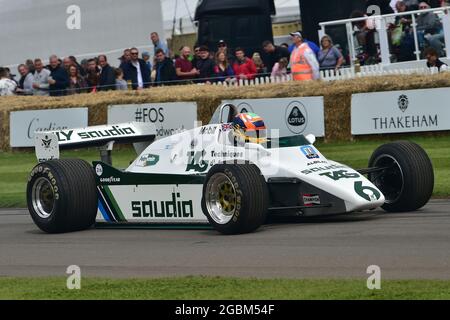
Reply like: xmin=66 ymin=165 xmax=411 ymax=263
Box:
xmin=233 ymin=48 xmax=257 ymax=80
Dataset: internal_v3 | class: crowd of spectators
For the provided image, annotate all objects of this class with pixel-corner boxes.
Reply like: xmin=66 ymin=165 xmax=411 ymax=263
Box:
xmin=351 ymin=0 xmax=448 ymax=64
xmin=0 ymin=38 xmax=250 ymax=96
xmin=1 ymin=2 xmax=449 ymax=97
xmin=0 ymin=29 xmax=331 ymax=97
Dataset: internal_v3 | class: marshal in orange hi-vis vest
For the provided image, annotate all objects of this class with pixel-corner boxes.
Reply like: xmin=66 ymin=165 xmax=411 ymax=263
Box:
xmin=290 ymin=44 xmax=313 ymax=81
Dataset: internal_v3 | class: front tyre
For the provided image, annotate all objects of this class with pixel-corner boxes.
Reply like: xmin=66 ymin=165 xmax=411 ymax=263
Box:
xmin=368 ymin=141 xmax=434 ymax=212
xmin=27 ymin=159 xmax=98 ymax=233
xmin=202 ymin=164 xmax=269 ymax=235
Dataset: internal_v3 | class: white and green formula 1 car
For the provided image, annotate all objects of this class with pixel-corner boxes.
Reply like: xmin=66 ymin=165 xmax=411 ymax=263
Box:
xmin=27 ymin=104 xmax=434 ymax=235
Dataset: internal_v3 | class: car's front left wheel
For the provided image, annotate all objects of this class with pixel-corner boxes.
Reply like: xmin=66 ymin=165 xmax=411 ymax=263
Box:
xmin=202 ymin=164 xmax=269 ymax=235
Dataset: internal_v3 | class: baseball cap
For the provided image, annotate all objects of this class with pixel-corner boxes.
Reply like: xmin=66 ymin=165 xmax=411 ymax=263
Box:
xmin=218 ymin=40 xmax=227 ymax=46
xmin=199 ymin=45 xmax=209 ymax=52
xmin=290 ymin=31 xmax=303 ymax=38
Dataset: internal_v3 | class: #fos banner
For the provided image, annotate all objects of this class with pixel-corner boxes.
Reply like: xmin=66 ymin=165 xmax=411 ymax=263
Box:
xmin=220 ymin=97 xmax=325 ymax=137
xmin=108 ymin=102 xmax=198 ymax=139
xmin=351 ymin=88 xmax=450 ymax=135
xmin=10 ymin=108 xmax=88 ymax=148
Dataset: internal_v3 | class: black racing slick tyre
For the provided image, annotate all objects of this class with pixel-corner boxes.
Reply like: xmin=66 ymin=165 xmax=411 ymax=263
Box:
xmin=201 ymin=164 xmax=269 ymax=235
xmin=26 ymin=159 xmax=98 ymax=233
xmin=368 ymin=141 xmax=434 ymax=213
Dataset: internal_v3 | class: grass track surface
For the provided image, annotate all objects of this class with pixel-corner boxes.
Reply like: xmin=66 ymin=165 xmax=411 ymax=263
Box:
xmin=0 ymin=277 xmax=450 ymax=300
xmin=0 ymin=136 xmax=449 ymax=208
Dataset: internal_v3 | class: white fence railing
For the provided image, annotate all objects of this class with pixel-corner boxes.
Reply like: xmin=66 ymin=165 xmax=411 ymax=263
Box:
xmin=209 ymin=65 xmax=443 ymax=87
xmin=320 ymin=65 xmax=443 ymax=81
xmin=212 ymin=74 xmax=293 ymax=87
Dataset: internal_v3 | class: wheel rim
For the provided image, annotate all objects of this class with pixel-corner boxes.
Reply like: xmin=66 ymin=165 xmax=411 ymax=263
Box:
xmin=205 ymin=173 xmax=237 ymax=225
xmin=31 ymin=177 xmax=55 ymax=219
xmin=370 ymin=154 xmax=404 ymax=204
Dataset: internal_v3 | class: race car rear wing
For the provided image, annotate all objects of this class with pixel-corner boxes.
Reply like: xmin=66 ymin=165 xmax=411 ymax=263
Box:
xmin=35 ymin=122 xmax=156 ymax=164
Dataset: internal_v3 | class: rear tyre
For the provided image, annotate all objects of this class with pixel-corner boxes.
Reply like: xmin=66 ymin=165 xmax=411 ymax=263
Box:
xmin=26 ymin=159 xmax=98 ymax=233
xmin=368 ymin=141 xmax=434 ymax=212
xmin=202 ymin=164 xmax=269 ymax=235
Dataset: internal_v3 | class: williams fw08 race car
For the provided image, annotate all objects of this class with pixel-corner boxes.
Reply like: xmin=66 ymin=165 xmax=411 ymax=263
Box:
xmin=27 ymin=104 xmax=434 ymax=235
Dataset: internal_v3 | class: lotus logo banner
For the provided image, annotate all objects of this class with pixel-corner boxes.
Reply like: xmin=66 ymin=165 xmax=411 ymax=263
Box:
xmin=221 ymin=97 xmax=325 ymax=138
xmin=285 ymin=102 xmax=308 ymax=134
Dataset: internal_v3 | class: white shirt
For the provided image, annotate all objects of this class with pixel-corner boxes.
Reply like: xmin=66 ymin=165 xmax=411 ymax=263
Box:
xmin=0 ymin=78 xmax=17 ymax=96
xmin=32 ymin=69 xmax=51 ymax=96
xmin=439 ymin=64 xmax=448 ymax=72
xmin=132 ymin=61 xmax=144 ymax=88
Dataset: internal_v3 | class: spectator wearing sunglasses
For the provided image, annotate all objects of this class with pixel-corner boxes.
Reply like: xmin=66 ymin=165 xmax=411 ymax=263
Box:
xmin=122 ymin=47 xmax=151 ymax=90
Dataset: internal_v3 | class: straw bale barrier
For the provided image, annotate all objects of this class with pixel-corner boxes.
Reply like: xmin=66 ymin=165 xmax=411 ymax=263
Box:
xmin=1 ymin=73 xmax=450 ymax=151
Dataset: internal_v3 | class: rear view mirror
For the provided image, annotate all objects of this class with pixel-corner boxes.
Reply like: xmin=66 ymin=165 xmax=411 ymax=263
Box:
xmin=219 ymin=104 xmax=239 ymax=123
xmin=305 ymin=134 xmax=316 ymax=145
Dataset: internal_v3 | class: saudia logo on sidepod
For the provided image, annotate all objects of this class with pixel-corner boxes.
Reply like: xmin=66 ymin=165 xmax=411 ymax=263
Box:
xmin=131 ymin=192 xmax=194 ymax=218
xmin=285 ymin=101 xmax=307 ymax=134
xmin=56 ymin=126 xmax=136 ymax=142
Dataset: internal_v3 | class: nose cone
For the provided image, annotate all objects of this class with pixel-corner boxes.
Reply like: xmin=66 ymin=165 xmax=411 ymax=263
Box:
xmin=276 ymin=148 xmax=386 ymax=212
xmin=345 ymin=182 xmax=386 ymax=212
xmin=303 ymin=169 xmax=386 ymax=212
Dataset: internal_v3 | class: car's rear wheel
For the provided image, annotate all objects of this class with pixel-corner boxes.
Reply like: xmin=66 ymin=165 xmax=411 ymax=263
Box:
xmin=368 ymin=141 xmax=434 ymax=212
xmin=202 ymin=164 xmax=269 ymax=235
xmin=27 ymin=159 xmax=98 ymax=233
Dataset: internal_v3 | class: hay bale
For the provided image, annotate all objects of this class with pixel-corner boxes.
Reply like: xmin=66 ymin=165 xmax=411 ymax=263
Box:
xmin=0 ymin=110 xmax=7 ymax=151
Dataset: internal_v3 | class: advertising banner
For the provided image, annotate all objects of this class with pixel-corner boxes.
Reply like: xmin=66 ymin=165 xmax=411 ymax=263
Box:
xmin=351 ymin=88 xmax=450 ymax=135
xmin=108 ymin=102 xmax=198 ymax=140
xmin=220 ymin=97 xmax=325 ymax=137
xmin=10 ymin=108 xmax=88 ymax=147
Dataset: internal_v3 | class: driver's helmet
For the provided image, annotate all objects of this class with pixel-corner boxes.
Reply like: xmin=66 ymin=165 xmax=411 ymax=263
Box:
xmin=232 ymin=113 xmax=267 ymax=144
